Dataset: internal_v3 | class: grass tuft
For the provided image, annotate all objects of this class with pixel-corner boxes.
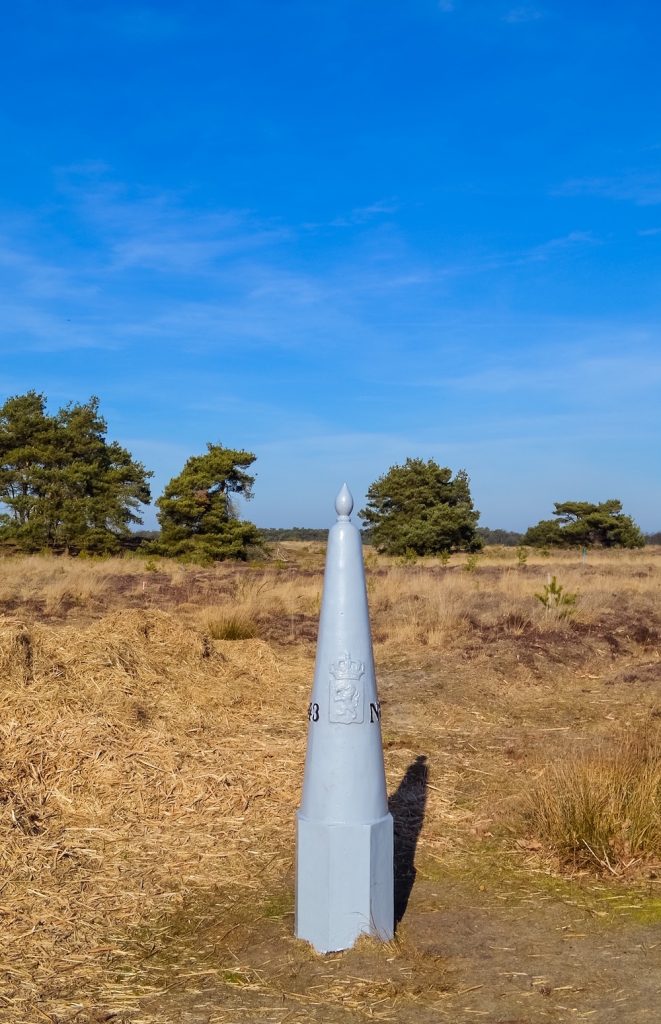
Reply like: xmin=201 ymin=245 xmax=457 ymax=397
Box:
xmin=524 ymin=727 xmax=661 ymax=873
xmin=204 ymin=612 xmax=258 ymax=640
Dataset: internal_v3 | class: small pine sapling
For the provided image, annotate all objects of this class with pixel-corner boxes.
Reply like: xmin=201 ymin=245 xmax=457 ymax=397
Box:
xmin=535 ymin=575 xmax=577 ymax=616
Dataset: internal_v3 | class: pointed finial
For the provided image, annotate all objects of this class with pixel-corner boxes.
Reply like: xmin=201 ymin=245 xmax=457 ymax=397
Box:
xmin=335 ymin=483 xmax=354 ymax=519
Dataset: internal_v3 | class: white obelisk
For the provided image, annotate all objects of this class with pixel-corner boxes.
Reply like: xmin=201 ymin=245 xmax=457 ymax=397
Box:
xmin=295 ymin=483 xmax=394 ymax=953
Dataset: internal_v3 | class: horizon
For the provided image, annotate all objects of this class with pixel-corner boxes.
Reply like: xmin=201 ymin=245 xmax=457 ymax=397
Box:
xmin=2 ymin=1 xmax=660 ymax=532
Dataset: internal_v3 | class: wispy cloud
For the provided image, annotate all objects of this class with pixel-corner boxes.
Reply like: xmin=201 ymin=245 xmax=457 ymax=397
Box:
xmin=304 ymin=198 xmax=399 ymax=231
xmin=503 ymin=6 xmax=545 ymax=23
xmin=396 ymin=315 xmax=661 ymax=397
xmin=0 ymin=239 xmax=90 ymax=300
xmin=463 ymin=359 xmax=659 ymax=395
xmin=0 ymin=168 xmax=305 ymax=352
xmin=0 ymin=168 xmax=451 ymax=357
xmin=331 ymin=199 xmax=399 ymax=227
xmin=524 ymin=230 xmax=598 ymax=261
xmin=558 ymin=173 xmax=661 ymax=205
xmin=0 ymin=303 xmax=115 ymax=353
xmin=3 ymin=163 xmax=619 ymax=362
xmin=430 ymin=230 xmax=599 ymax=275
xmin=57 ymin=169 xmax=288 ymax=275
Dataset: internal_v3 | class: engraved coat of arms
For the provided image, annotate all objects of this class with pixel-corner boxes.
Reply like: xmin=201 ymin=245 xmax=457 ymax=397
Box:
xmin=329 ymin=651 xmax=365 ymax=724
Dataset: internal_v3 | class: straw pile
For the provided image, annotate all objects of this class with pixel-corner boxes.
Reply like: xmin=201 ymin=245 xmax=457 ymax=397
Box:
xmin=0 ymin=609 xmax=310 ymax=1022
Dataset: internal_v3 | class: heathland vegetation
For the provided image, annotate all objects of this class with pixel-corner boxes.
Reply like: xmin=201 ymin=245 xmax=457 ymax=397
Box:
xmin=0 ymin=543 xmax=660 ymax=1022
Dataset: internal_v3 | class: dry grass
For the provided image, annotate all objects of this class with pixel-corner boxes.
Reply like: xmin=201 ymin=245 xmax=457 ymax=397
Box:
xmin=0 ymin=545 xmax=660 ymax=1021
xmin=0 ymin=609 xmax=309 ymax=1020
xmin=524 ymin=727 xmax=661 ymax=874
xmin=203 ymin=611 xmax=259 ymax=639
xmin=0 ymin=605 xmax=462 ymax=1023
xmin=1 ymin=545 xmax=659 ymax=636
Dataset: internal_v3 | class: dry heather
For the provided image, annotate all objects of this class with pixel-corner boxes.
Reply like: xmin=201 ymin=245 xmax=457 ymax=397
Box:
xmin=0 ymin=606 xmax=459 ymax=1023
xmin=0 ymin=545 xmax=660 ymax=1022
xmin=0 ymin=609 xmax=310 ymax=1019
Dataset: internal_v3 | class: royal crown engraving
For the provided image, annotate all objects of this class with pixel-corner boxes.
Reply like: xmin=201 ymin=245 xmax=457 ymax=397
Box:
xmin=329 ymin=651 xmax=365 ymax=724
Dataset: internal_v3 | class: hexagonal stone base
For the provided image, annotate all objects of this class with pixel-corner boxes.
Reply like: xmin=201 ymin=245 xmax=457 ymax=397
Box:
xmin=295 ymin=811 xmax=394 ymax=953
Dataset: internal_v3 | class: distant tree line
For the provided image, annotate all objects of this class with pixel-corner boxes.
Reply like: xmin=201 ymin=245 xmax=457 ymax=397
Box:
xmin=0 ymin=392 xmax=655 ymax=562
xmin=476 ymin=527 xmax=524 ymax=547
xmin=258 ymin=527 xmax=329 ymax=542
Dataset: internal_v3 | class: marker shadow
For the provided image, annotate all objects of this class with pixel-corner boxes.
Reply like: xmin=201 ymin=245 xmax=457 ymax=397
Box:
xmin=388 ymin=754 xmax=429 ymax=926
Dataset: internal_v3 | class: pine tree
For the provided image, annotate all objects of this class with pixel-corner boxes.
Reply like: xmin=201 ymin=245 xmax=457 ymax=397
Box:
xmin=154 ymin=443 xmax=260 ymax=562
xmin=359 ymin=457 xmax=481 ymax=555
xmin=0 ymin=392 xmax=152 ymax=553
xmin=0 ymin=391 xmax=56 ymax=548
xmin=524 ymin=500 xmax=645 ymax=549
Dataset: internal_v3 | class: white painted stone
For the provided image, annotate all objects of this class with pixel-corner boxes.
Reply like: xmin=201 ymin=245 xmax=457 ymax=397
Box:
xmin=295 ymin=484 xmax=394 ymax=953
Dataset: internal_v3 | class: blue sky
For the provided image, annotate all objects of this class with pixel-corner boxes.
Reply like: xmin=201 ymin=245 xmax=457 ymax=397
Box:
xmin=1 ymin=0 xmax=660 ymax=530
